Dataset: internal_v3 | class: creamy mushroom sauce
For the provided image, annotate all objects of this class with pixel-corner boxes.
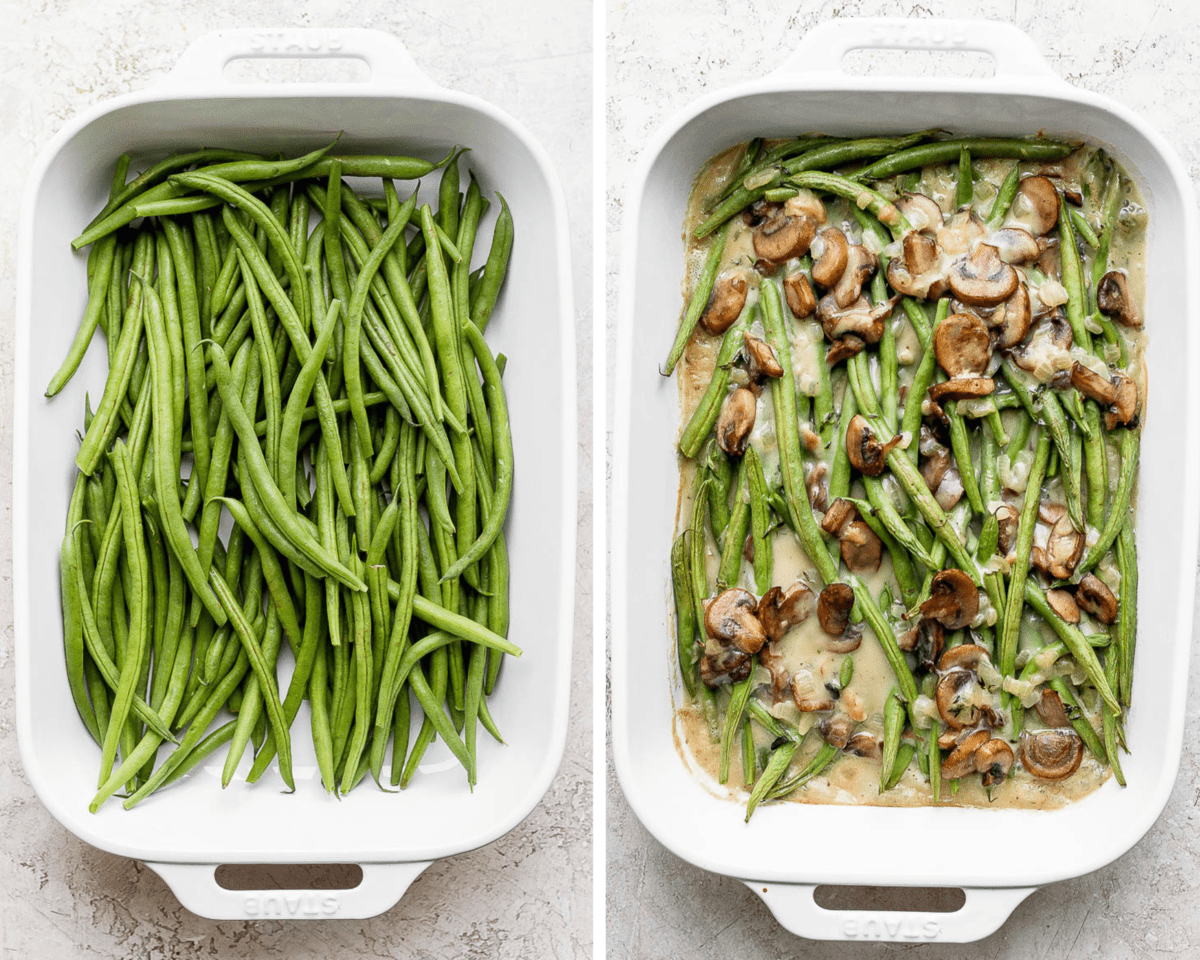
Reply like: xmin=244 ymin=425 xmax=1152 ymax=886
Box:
xmin=672 ymin=138 xmax=1147 ymax=810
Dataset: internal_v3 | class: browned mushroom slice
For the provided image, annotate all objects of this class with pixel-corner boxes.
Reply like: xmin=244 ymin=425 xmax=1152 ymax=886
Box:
xmin=1045 ymin=588 xmax=1081 ymax=625
xmin=811 ymin=228 xmax=850 ymax=289
xmin=991 ymin=227 xmax=1041 ymax=265
xmin=817 ymin=294 xmax=897 ymax=345
xmin=1070 ymin=362 xmax=1119 ymax=406
xmin=993 ymin=283 xmax=1032 ymax=349
xmin=758 ymin=641 xmax=791 ymax=702
xmin=1104 ymin=371 xmax=1138 ymax=430
xmin=897 ymin=192 xmax=944 ymax=234
xmin=936 ymin=670 xmax=984 ymax=730
xmin=833 ymin=245 xmax=878 ymax=309
xmin=818 ymin=713 xmax=856 ymax=749
xmin=1097 ymin=271 xmax=1141 ymax=327
xmin=755 ymin=210 xmax=817 ymax=265
xmin=700 ymin=647 xmax=752 ymax=688
xmin=785 ymin=191 xmax=827 ymax=225
xmin=820 ymin=498 xmax=859 ymax=537
xmin=817 ymin=583 xmax=855 ymax=637
xmin=784 ymin=271 xmax=817 ymax=319
xmin=698 ymin=271 xmax=749 ymax=335
xmin=942 ymin=729 xmax=991 ymax=779
xmin=715 ymin=387 xmax=756 ymax=457
xmin=806 ymin=462 xmax=829 ymax=514
xmin=705 ymin=587 xmax=767 ymax=654
xmin=936 ymin=208 xmax=987 ymax=256
xmin=928 ymin=376 xmax=995 ymax=404
xmin=757 ymin=583 xmax=815 ymax=642
xmin=1076 ymin=574 xmax=1119 ymax=625
xmin=921 ymin=569 xmax=979 ymax=630
xmin=824 ymin=624 xmax=864 ymax=654
xmin=937 ymin=641 xmax=990 ymax=674
xmin=995 ymin=503 xmax=1019 ymax=555
xmin=1014 ymin=176 xmax=1061 ymax=236
xmin=1034 ymin=506 xmax=1085 ymax=581
xmin=921 ymin=445 xmax=952 ymax=493
xmin=845 ymin=732 xmax=883 ymax=760
xmin=826 ymin=335 xmax=867 ymax=366
xmin=744 ymin=333 xmax=784 ymax=383
xmin=743 ymin=199 xmax=781 ymax=227
xmin=1019 ymin=729 xmax=1084 ymax=781
xmin=949 ymin=243 xmax=1019 ymax=307
xmin=886 ymin=232 xmax=949 ymax=300
xmin=975 ymin=739 xmax=1015 ymax=787
xmin=845 ymin=414 xmax=901 ymax=477
xmin=840 ymin=520 xmax=883 ymax=574
xmin=1035 ymin=688 xmax=1071 ymax=728
xmin=909 ymin=618 xmax=945 ymax=670
xmin=934 ymin=311 xmax=992 ymax=378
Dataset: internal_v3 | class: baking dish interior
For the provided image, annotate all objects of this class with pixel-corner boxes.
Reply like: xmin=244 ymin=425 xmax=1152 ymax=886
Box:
xmin=614 ymin=82 xmax=1195 ymax=889
xmin=18 ymin=90 xmax=574 ymax=863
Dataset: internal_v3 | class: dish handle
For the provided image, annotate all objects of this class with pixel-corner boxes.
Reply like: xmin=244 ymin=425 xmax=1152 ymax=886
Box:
xmin=160 ymin=27 xmax=441 ymax=92
xmin=746 ymin=881 xmax=1038 ymax=943
xmin=144 ymin=860 xmax=434 ymax=921
xmin=776 ymin=17 xmax=1060 ymax=82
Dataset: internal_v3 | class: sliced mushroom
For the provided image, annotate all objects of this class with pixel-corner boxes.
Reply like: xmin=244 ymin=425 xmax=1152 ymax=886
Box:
xmin=912 ymin=618 xmax=945 ymax=670
xmin=1014 ymin=176 xmax=1060 ymax=236
xmin=928 ymin=376 xmax=995 ymax=404
xmin=845 ymin=414 xmax=901 ymax=477
xmin=897 ymin=192 xmax=944 ymax=234
xmin=754 ymin=210 xmax=816 ymax=264
xmin=817 ymin=583 xmax=856 ymax=637
xmin=1045 ymin=588 xmax=1081 ymax=625
xmin=806 ymin=462 xmax=829 ymax=514
xmin=818 ymin=713 xmax=856 ymax=749
xmin=936 ymin=670 xmax=984 ymax=730
xmin=698 ymin=271 xmax=749 ymax=335
xmin=937 ymin=642 xmax=990 ymax=674
xmin=817 ymin=294 xmax=897 ymax=344
xmin=826 ymin=334 xmax=867 ymax=366
xmin=840 ymin=521 xmax=883 ymax=574
xmin=920 ymin=569 xmax=979 ymax=630
xmin=1104 ymin=371 xmax=1138 ymax=430
xmin=948 ymin=243 xmax=1019 ymax=307
xmin=715 ymin=387 xmax=756 ymax=457
xmin=936 ymin=208 xmax=987 ymax=256
xmin=921 ymin=446 xmax=952 ymax=493
xmin=1070 ymin=362 xmax=1119 ymax=406
xmin=845 ymin=731 xmax=883 ymax=760
xmin=1019 ymin=728 xmax=1084 ymax=781
xmin=825 ymin=624 xmax=864 ymax=654
xmin=942 ymin=729 xmax=992 ymax=779
xmin=704 ymin=587 xmax=767 ymax=654
xmin=820 ymin=498 xmax=859 ymax=538
xmin=811 ymin=228 xmax=850 ymax=289
xmin=700 ymin=647 xmax=752 ymax=688
xmin=757 ymin=583 xmax=815 ymax=642
xmin=1034 ymin=505 xmax=1085 ymax=581
xmin=886 ymin=232 xmax=949 ymax=300
xmin=991 ymin=227 xmax=1041 ymax=265
xmin=1076 ymin=574 xmax=1119 ymax=625
xmin=833 ymin=245 xmax=878 ymax=309
xmin=1035 ymin=688 xmax=1071 ymax=728
xmin=975 ymin=738 xmax=1015 ymax=787
xmin=758 ymin=642 xmax=791 ymax=702
xmin=743 ymin=199 xmax=780 ymax=227
xmin=995 ymin=503 xmax=1019 ymax=555
xmin=993 ymin=283 xmax=1032 ymax=349
xmin=744 ymin=333 xmax=784 ymax=383
xmin=784 ymin=272 xmax=817 ymax=319
xmin=933 ymin=312 xmax=992 ymax=377
xmin=784 ymin=190 xmax=827 ymax=224
xmin=1097 ymin=271 xmax=1141 ymax=327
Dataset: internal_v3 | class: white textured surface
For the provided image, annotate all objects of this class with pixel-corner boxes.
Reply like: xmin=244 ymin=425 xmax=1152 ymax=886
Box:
xmin=606 ymin=1 xmax=1200 ymax=956
xmin=0 ymin=1 xmax=591 ymax=956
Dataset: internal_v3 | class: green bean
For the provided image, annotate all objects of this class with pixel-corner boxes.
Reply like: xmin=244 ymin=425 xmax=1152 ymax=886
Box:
xmin=223 ymin=606 xmax=284 ymax=786
xmin=901 ymin=299 xmax=949 ymax=464
xmin=667 ymin=219 xmax=733 ymax=373
xmin=745 ymin=446 xmax=773 ymax=594
xmin=716 ymin=457 xmax=750 ymax=590
xmin=788 ymin=171 xmax=909 ymax=239
xmin=852 ymin=137 xmax=1078 ymax=182
xmin=879 ymin=689 xmax=905 ymax=793
xmin=61 ymin=526 xmax=101 ymax=745
xmin=1023 ymin=580 xmax=1119 ymax=713
xmin=1077 ymin=429 xmax=1139 ymax=575
xmin=955 ymin=145 xmax=973 ymax=208
xmin=997 ymin=431 xmax=1050 ymax=677
xmin=946 ymin=401 xmax=985 ymax=516
xmin=1048 ymin=677 xmax=1108 ymax=765
xmin=678 ymin=306 xmax=753 ymax=458
xmin=884 ymin=742 xmax=916 ymax=791
xmin=47 ymin=236 xmax=117 ymax=397
xmin=769 ymin=742 xmax=838 ymax=799
xmin=671 ymin=533 xmax=698 ymax=698
xmin=1116 ymin=521 xmax=1137 ymax=706
xmin=745 ymin=741 xmax=799 ymax=821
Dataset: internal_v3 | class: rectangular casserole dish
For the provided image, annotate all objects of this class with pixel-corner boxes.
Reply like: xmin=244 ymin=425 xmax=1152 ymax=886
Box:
xmin=612 ymin=17 xmax=1199 ymax=943
xmin=14 ymin=26 xmax=576 ymax=921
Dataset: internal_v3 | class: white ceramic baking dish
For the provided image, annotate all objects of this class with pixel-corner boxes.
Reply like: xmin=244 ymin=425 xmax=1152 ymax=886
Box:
xmin=612 ymin=18 xmax=1199 ymax=943
xmin=14 ymin=27 xmax=575 ymax=921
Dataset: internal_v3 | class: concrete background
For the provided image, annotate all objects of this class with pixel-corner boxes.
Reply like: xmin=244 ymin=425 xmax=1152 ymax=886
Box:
xmin=0 ymin=1 xmax=593 ymax=957
xmin=605 ymin=1 xmax=1200 ymax=957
